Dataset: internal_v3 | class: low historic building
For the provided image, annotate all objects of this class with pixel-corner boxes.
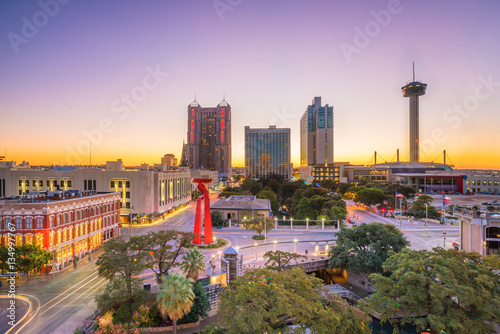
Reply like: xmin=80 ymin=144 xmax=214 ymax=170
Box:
xmin=0 ymin=190 xmax=120 ymax=270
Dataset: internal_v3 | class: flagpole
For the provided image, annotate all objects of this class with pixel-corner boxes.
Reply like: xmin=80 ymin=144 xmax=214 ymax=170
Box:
xmin=442 ymin=194 xmax=446 ymax=240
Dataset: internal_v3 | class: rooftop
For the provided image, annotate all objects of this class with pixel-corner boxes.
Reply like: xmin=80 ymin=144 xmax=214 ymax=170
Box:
xmin=0 ymin=190 xmax=117 ymax=204
xmin=210 ymin=195 xmax=271 ymax=211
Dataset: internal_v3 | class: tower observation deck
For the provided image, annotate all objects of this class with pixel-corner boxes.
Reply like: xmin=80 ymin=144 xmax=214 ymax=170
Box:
xmin=401 ymin=62 xmax=427 ymax=163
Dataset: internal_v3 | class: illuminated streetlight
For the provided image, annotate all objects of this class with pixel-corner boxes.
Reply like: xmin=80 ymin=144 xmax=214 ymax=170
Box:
xmin=294 ymin=239 xmax=297 ymax=253
xmin=274 ymin=240 xmax=277 ymax=252
xmin=254 ymin=242 xmax=258 ymax=260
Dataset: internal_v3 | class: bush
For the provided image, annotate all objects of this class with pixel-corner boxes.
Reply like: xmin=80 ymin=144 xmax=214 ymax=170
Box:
xmin=178 ymin=282 xmax=211 ymax=324
xmin=252 ymin=235 xmax=265 ymax=240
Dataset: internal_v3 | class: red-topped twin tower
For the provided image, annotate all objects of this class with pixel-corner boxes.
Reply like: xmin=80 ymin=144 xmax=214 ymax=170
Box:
xmin=401 ymin=62 xmax=427 ymax=163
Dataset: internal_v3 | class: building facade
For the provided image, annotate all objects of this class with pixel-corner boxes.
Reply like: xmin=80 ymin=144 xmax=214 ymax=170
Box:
xmin=0 ymin=159 xmax=192 ymax=219
xmin=300 ymin=97 xmax=334 ymax=167
xmin=0 ymin=190 xmax=121 ymax=270
xmin=245 ymin=126 xmax=291 ymax=180
xmin=454 ymin=208 xmax=500 ymax=255
xmin=186 ymin=99 xmax=231 ymax=177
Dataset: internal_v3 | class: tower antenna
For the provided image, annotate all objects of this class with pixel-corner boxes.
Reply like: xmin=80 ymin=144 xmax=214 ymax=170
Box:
xmin=412 ymin=61 xmax=415 ymax=81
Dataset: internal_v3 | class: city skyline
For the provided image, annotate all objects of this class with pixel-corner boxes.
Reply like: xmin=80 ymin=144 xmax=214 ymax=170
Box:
xmin=1 ymin=1 xmax=499 ymax=169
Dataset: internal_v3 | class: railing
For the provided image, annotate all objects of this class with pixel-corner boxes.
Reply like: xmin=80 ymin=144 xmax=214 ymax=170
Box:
xmin=289 ymin=259 xmax=329 ymax=272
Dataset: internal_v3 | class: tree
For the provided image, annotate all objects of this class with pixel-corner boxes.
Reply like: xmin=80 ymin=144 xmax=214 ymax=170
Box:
xmin=367 ymin=248 xmax=500 ymax=334
xmin=278 ymin=181 xmax=304 ymax=203
xmin=129 ymin=230 xmax=194 ymax=283
xmin=323 ymin=199 xmax=346 ymax=211
xmin=180 ymin=247 xmax=206 ymax=281
xmin=336 ymin=183 xmax=352 ymax=195
xmin=178 ymin=282 xmax=211 ymax=325
xmin=309 ymin=195 xmax=330 ymax=215
xmin=329 ymin=223 xmax=409 ymax=275
xmin=15 ymin=243 xmax=52 ymax=277
xmin=328 ymin=206 xmax=348 ymax=222
xmin=302 ymin=187 xmax=327 ymax=198
xmin=96 ymin=238 xmax=147 ymax=294
xmin=95 ymin=276 xmax=149 ymax=322
xmin=294 ymin=197 xmax=316 ymax=220
xmin=240 ymin=177 xmax=262 ymax=195
xmin=216 ymin=267 xmax=370 ymax=334
xmin=408 ymin=194 xmax=438 ymax=218
xmin=267 ymin=178 xmax=281 ymax=194
xmin=257 ymin=189 xmax=279 ymax=216
xmin=240 ymin=216 xmax=273 ymax=236
xmin=263 ymin=250 xmax=305 ymax=271
xmin=344 ymin=185 xmax=365 ymax=199
xmin=157 ymin=273 xmax=195 ymax=334
xmin=354 ymin=188 xmax=386 ymax=207
xmin=319 ymin=179 xmax=337 ymax=191
xmin=211 ymin=210 xmax=225 ymax=227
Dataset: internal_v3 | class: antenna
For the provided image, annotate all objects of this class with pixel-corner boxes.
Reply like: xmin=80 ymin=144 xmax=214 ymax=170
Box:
xmin=223 ymin=92 xmax=225 ymax=100
xmin=194 ymin=93 xmax=197 ymax=101
xmin=412 ymin=61 xmax=415 ymax=81
xmin=90 ymin=141 xmax=92 ymax=166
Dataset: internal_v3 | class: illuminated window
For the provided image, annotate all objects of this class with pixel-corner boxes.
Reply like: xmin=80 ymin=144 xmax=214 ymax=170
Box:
xmin=16 ymin=235 xmax=22 ymax=246
xmin=63 ymin=229 xmax=67 ymax=242
xmin=35 ymin=234 xmax=43 ymax=247
xmin=57 ymin=230 xmax=62 ymax=244
xmin=25 ymin=235 xmax=33 ymax=244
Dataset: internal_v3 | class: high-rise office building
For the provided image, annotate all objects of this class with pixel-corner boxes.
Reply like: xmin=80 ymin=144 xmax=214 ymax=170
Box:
xmin=300 ymin=97 xmax=334 ymax=166
xmin=186 ymin=99 xmax=231 ymax=177
xmin=245 ymin=126 xmax=291 ymax=180
xmin=401 ymin=63 xmax=427 ymax=163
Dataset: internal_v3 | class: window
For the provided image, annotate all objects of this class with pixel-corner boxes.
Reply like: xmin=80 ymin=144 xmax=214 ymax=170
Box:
xmin=126 ymin=202 xmax=130 ymax=209
xmin=111 ymin=181 xmax=115 ymax=188
xmin=25 ymin=180 xmax=29 ymax=186
xmin=16 ymin=218 xmax=22 ymax=229
xmin=68 ymin=212 xmax=72 ymax=223
xmin=53 ymin=180 xmax=57 ymax=187
xmin=5 ymin=218 xmax=11 ymax=229
xmin=68 ymin=180 xmax=72 ymax=187
xmin=57 ymin=215 xmax=61 ymax=226
xmin=57 ymin=230 xmax=62 ymax=244
xmin=60 ymin=180 xmax=65 ymax=187
xmin=118 ymin=181 xmax=123 ymax=188
xmin=18 ymin=180 xmax=22 ymax=186
xmin=36 ymin=217 xmax=43 ymax=229
xmin=39 ymin=180 xmax=43 ymax=187
xmin=126 ymin=181 xmax=130 ymax=188
xmin=32 ymin=180 xmax=36 ymax=187
xmin=63 ymin=214 xmax=67 ymax=224
xmin=69 ymin=227 xmax=73 ymax=240
xmin=26 ymin=217 xmax=32 ymax=229
xmin=46 ymin=180 xmax=50 ymax=187
xmin=49 ymin=216 xmax=54 ymax=227
xmin=126 ymin=192 xmax=130 ymax=198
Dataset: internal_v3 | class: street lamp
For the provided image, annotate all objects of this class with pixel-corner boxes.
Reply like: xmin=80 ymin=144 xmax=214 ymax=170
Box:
xmin=254 ymin=243 xmax=258 ymax=260
xmin=425 ymin=203 xmax=429 ymax=236
xmin=294 ymin=239 xmax=297 ymax=253
xmin=274 ymin=240 xmax=277 ymax=252
xmin=129 ymin=204 xmax=134 ymax=237
xmin=306 ymin=218 xmax=309 ymax=229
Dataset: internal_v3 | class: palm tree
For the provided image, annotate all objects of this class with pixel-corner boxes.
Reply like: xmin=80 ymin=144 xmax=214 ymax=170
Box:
xmin=157 ymin=273 xmax=195 ymax=334
xmin=180 ymin=247 xmax=206 ymax=281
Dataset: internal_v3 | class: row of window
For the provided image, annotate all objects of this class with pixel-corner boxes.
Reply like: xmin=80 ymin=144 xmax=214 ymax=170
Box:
xmin=1 ymin=214 xmax=117 ymax=231
xmin=111 ymin=180 xmax=130 ymax=188
xmin=19 ymin=179 xmax=72 ymax=187
xmin=468 ymin=180 xmax=500 ymax=186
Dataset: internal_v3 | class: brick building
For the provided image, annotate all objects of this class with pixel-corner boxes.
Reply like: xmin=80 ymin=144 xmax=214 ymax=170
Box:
xmin=0 ymin=190 xmax=120 ymax=270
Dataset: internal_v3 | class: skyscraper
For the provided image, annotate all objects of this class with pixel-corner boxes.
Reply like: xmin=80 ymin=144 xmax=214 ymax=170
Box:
xmin=245 ymin=125 xmax=291 ymax=180
xmin=402 ymin=62 xmax=427 ymax=162
xmin=300 ymin=97 xmax=334 ymax=166
xmin=186 ymin=98 xmax=231 ymax=177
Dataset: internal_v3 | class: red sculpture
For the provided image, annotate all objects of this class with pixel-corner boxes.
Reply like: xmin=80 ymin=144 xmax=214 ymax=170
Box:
xmin=192 ymin=178 xmax=213 ymax=244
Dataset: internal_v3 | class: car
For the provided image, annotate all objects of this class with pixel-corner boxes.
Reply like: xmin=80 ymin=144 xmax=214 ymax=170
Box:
xmin=452 ymin=239 xmax=460 ymax=250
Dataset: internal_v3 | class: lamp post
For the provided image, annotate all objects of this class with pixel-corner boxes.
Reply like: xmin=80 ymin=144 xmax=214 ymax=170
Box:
xmin=273 ymin=240 xmax=277 ymax=252
xmin=294 ymin=239 xmax=297 ymax=253
xmin=290 ymin=217 xmax=293 ymax=230
xmin=129 ymin=204 xmax=134 ymax=237
xmin=306 ymin=218 xmax=309 ymax=230
xmin=425 ymin=203 xmax=429 ymax=236
xmin=264 ymin=217 xmax=267 ymax=252
xmin=254 ymin=243 xmax=257 ymax=260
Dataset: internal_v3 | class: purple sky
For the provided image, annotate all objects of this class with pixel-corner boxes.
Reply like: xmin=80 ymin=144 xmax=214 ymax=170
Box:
xmin=1 ymin=0 xmax=499 ymax=168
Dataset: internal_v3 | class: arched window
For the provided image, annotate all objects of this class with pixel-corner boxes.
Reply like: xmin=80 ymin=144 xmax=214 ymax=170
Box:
xmin=25 ymin=234 xmax=33 ymax=244
xmin=35 ymin=234 xmax=43 ymax=247
xmin=69 ymin=226 xmax=73 ymax=240
xmin=63 ymin=229 xmax=67 ymax=242
xmin=57 ymin=230 xmax=62 ymax=244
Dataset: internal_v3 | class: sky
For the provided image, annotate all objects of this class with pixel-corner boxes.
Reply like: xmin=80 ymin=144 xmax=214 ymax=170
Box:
xmin=0 ymin=0 xmax=499 ymax=169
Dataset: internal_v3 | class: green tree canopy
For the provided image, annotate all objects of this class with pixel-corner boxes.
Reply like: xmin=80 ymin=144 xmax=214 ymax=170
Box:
xmin=354 ymin=188 xmax=386 ymax=207
xmin=294 ymin=197 xmax=317 ymax=220
xmin=408 ymin=194 xmax=439 ymax=218
xmin=309 ymin=195 xmax=330 ymax=215
xmin=96 ymin=238 xmax=147 ymax=294
xmin=157 ymin=273 xmax=195 ymax=334
xmin=336 ymin=183 xmax=352 ymax=195
xmin=180 ymin=247 xmax=206 ymax=281
xmin=178 ymin=281 xmax=211 ymax=325
xmin=302 ymin=187 xmax=328 ymax=198
xmin=129 ymin=230 xmax=194 ymax=283
xmin=263 ymin=250 xmax=305 ymax=271
xmin=328 ymin=206 xmax=348 ymax=222
xmin=257 ymin=189 xmax=279 ymax=216
xmin=367 ymin=248 xmax=500 ymax=334
xmin=211 ymin=210 xmax=225 ymax=227
xmin=344 ymin=186 xmax=365 ymax=199
xmin=216 ymin=267 xmax=370 ymax=334
xmin=241 ymin=216 xmax=273 ymax=236
xmin=329 ymin=223 xmax=409 ymax=275
xmin=240 ymin=177 xmax=263 ymax=195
